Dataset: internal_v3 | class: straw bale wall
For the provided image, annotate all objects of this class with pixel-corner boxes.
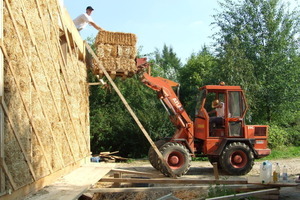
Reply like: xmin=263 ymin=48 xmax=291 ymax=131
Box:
xmin=94 ymin=31 xmax=137 ymax=78
xmin=1 ymin=0 xmax=90 ymax=198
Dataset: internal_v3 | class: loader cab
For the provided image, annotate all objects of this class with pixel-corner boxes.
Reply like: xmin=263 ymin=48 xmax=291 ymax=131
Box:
xmin=194 ymin=84 xmax=248 ymax=140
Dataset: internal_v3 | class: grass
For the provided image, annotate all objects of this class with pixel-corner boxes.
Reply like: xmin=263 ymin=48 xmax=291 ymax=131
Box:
xmin=262 ymin=146 xmax=300 ymax=160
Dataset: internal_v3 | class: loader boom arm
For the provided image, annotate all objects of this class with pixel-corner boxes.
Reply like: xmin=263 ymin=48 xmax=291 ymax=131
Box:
xmin=141 ymin=72 xmax=195 ymax=152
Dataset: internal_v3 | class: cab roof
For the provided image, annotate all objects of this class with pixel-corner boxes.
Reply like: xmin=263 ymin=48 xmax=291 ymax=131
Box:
xmin=200 ymin=85 xmax=242 ymax=91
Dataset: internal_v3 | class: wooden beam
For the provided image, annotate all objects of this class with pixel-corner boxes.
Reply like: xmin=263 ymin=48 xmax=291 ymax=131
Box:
xmin=85 ymin=42 xmax=176 ymax=178
xmin=0 ymin=157 xmax=17 ymax=190
xmin=88 ymin=82 xmax=104 ymax=86
xmin=89 ymin=185 xmax=210 ymax=193
xmin=212 ymin=162 xmax=219 ymax=180
xmin=111 ymin=169 xmax=162 ymax=177
xmin=100 ymin=178 xmax=248 ymax=185
xmin=0 ymin=0 xmax=4 ymax=193
xmin=206 ymin=188 xmax=279 ymax=200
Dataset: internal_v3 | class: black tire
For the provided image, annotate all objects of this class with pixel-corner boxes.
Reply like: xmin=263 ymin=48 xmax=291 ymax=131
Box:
xmin=219 ymin=142 xmax=254 ymax=175
xmin=148 ymin=140 xmax=166 ymax=170
xmin=158 ymin=142 xmax=191 ymax=177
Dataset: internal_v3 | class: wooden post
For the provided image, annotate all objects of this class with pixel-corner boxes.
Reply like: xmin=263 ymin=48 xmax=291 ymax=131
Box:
xmin=213 ymin=162 xmax=219 ymax=180
xmin=0 ymin=0 xmax=4 ymax=193
xmin=112 ymin=173 xmax=121 ymax=188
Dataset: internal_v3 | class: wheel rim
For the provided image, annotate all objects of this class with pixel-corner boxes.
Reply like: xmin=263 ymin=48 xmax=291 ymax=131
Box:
xmin=166 ymin=151 xmax=184 ymax=169
xmin=230 ymin=150 xmax=247 ymax=168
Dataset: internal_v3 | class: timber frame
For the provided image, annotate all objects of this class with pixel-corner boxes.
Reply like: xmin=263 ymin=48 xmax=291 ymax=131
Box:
xmin=0 ymin=0 xmax=4 ymax=196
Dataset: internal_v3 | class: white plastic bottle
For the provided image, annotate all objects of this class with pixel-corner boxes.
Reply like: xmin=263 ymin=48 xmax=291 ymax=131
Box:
xmin=282 ymin=165 xmax=288 ymax=182
xmin=260 ymin=161 xmax=272 ymax=184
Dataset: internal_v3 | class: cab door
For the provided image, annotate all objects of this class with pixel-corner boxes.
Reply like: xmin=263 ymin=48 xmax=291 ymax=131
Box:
xmin=227 ymin=91 xmax=247 ymax=137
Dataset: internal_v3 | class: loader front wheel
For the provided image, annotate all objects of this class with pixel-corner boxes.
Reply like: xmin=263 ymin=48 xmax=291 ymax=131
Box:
xmin=148 ymin=140 xmax=166 ymax=170
xmin=158 ymin=142 xmax=191 ymax=177
xmin=219 ymin=142 xmax=254 ymax=175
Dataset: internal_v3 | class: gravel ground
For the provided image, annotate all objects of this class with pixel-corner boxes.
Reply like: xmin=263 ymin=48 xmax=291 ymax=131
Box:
xmin=92 ymin=158 xmax=300 ymax=200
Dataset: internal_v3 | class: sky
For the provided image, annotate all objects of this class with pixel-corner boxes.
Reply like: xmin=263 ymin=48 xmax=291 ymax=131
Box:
xmin=63 ymin=0 xmax=299 ymax=64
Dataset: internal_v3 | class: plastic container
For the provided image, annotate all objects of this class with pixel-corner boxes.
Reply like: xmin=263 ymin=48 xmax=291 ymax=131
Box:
xmin=282 ymin=165 xmax=288 ymax=182
xmin=259 ymin=160 xmax=272 ymax=184
xmin=90 ymin=156 xmax=101 ymax=163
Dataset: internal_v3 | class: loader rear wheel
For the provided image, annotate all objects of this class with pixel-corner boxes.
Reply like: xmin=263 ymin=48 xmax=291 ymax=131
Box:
xmin=148 ymin=140 xmax=166 ymax=170
xmin=158 ymin=142 xmax=191 ymax=177
xmin=219 ymin=142 xmax=254 ymax=175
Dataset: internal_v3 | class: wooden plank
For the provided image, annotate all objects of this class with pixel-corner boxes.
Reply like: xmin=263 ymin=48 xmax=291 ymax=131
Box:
xmin=19 ymin=0 xmax=65 ymax=169
xmin=100 ymin=178 xmax=248 ymax=185
xmin=88 ymin=185 xmax=281 ymax=194
xmin=206 ymin=188 xmax=279 ymax=200
xmin=89 ymin=185 xmax=210 ymax=193
xmin=111 ymin=169 xmax=161 ymax=177
xmin=0 ymin=0 xmax=4 ymax=194
xmin=0 ymin=157 xmax=17 ymax=190
xmin=85 ymin=42 xmax=176 ymax=178
xmin=88 ymin=82 xmax=103 ymax=86
xmin=248 ymin=176 xmax=298 ymax=187
xmin=22 ymin=163 xmax=115 ymax=200
xmin=1 ymin=157 xmax=88 ymax=200
xmin=4 ymin=0 xmax=53 ymax=174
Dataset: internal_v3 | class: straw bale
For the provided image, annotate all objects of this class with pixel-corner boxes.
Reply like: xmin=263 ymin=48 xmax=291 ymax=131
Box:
xmin=96 ymin=44 xmax=118 ymax=58
xmin=117 ymin=58 xmax=137 ymax=71
xmin=96 ymin=30 xmax=137 ymax=46
xmin=117 ymin=45 xmax=137 ymax=59
xmin=93 ymin=30 xmax=138 ymax=77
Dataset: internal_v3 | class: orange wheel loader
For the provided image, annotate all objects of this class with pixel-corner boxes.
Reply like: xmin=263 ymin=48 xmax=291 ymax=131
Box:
xmin=137 ymin=58 xmax=271 ymax=177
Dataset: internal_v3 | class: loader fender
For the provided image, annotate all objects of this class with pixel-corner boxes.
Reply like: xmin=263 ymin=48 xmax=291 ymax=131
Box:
xmin=211 ymin=138 xmax=256 ymax=156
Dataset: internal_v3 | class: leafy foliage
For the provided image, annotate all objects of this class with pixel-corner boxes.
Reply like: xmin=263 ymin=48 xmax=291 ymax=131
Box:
xmin=212 ymin=0 xmax=300 ymax=124
xmin=178 ymin=47 xmax=218 ymax=117
xmin=151 ymin=44 xmax=182 ymax=81
xmin=267 ymin=123 xmax=289 ymax=148
xmin=89 ymin=75 xmax=174 ymax=157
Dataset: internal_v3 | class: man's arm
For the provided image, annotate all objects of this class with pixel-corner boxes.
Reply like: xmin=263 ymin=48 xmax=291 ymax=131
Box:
xmin=89 ymin=21 xmax=104 ymax=31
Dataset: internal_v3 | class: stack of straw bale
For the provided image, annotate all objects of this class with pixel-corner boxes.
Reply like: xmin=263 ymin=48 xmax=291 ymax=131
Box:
xmin=94 ymin=30 xmax=137 ymax=78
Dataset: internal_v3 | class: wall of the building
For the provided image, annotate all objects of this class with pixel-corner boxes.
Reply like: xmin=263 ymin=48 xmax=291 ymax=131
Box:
xmin=0 ymin=0 xmax=90 ymax=199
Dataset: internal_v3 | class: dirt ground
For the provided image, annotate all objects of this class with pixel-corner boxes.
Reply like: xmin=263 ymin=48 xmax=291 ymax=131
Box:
xmin=92 ymin=158 xmax=300 ymax=200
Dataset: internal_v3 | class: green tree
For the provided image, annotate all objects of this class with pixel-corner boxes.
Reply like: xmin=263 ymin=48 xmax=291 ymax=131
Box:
xmin=87 ymin=42 xmax=178 ymax=157
xmin=151 ymin=44 xmax=182 ymax=81
xmin=89 ymin=76 xmax=174 ymax=157
xmin=212 ymin=0 xmax=300 ymax=124
xmin=178 ymin=46 xmax=218 ymax=116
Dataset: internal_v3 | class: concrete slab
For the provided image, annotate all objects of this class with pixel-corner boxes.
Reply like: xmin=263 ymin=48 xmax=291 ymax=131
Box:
xmin=24 ymin=162 xmax=115 ymax=200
